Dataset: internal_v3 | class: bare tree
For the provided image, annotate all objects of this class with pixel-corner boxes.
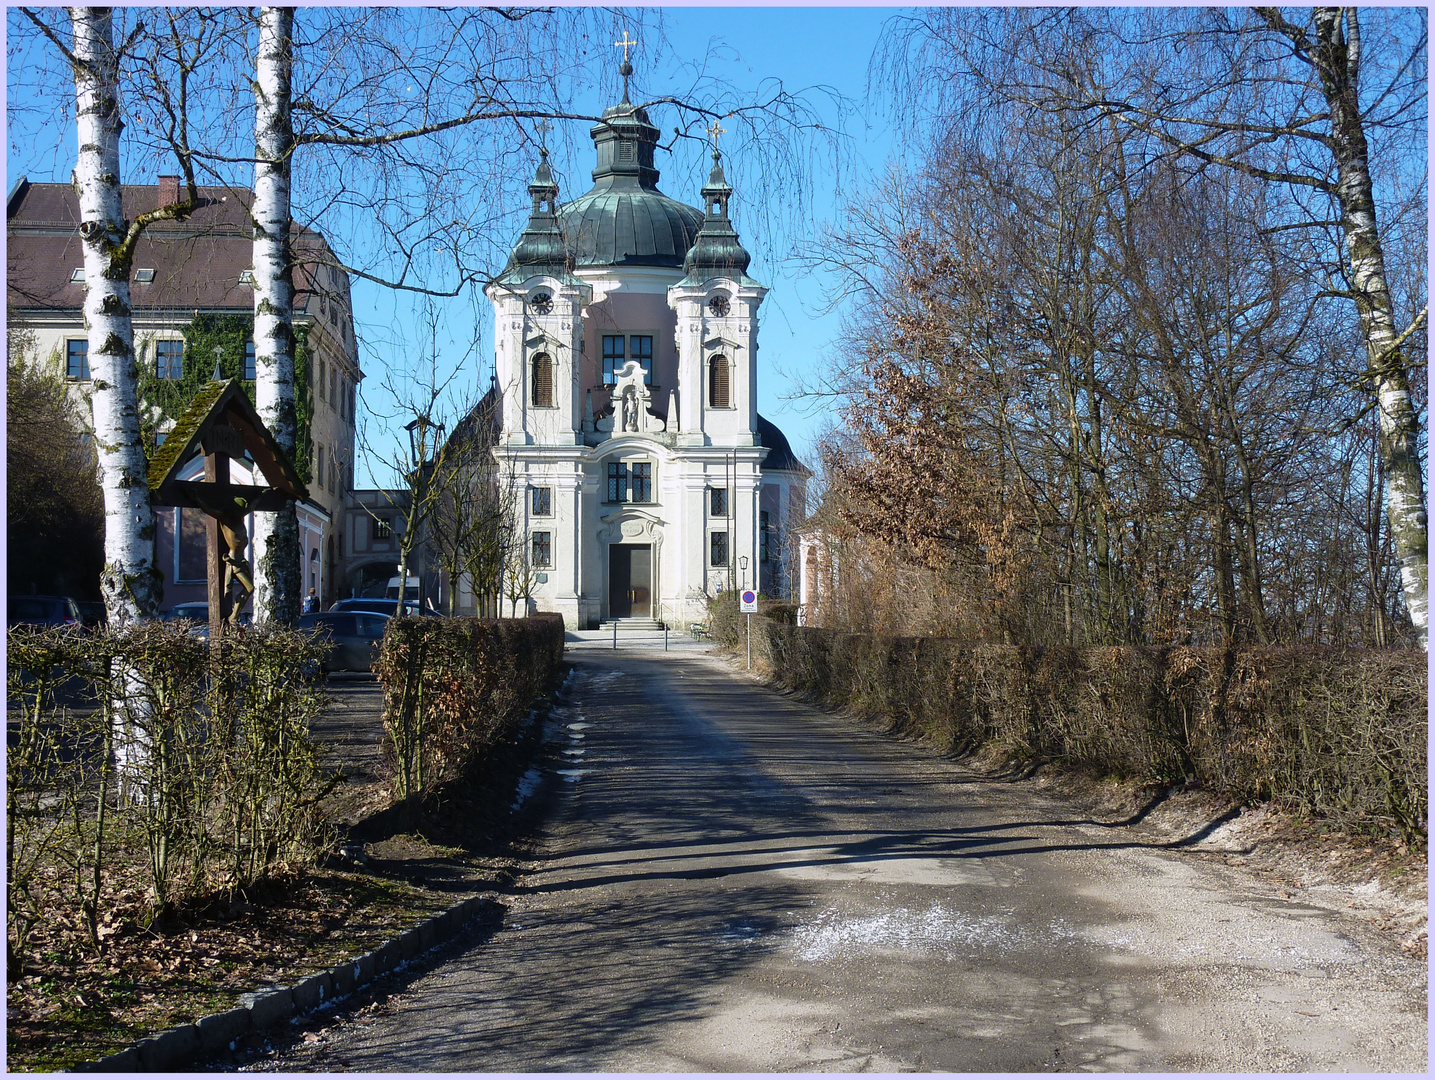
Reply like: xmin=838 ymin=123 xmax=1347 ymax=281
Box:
xmin=878 ymin=5 xmax=1428 ymax=646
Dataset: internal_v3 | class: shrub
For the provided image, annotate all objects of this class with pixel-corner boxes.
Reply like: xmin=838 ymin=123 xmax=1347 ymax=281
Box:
xmin=6 ymin=622 xmax=332 ymax=971
xmin=752 ymin=621 xmax=1427 ymax=844
xmin=374 ymin=614 xmax=565 ymax=800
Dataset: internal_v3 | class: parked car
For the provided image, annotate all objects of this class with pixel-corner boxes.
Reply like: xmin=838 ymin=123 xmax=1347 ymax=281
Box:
xmin=164 ymin=602 xmax=252 ymax=627
xmin=297 ymin=611 xmax=391 ymax=672
xmin=329 ymin=597 xmax=440 ymax=618
xmin=73 ymin=600 xmax=107 ymax=630
xmin=7 ymin=594 xmax=82 ymax=630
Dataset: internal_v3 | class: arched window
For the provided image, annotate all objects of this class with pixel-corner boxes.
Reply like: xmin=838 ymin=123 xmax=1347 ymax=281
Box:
xmin=531 ymin=352 xmax=554 ymax=408
xmin=708 ymin=354 xmax=730 ymax=409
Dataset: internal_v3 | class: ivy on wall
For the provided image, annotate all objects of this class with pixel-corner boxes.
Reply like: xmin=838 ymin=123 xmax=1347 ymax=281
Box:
xmin=135 ymin=314 xmax=313 ymax=484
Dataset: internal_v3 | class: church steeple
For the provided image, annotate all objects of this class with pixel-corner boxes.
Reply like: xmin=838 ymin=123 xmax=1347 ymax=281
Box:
xmin=500 ymin=149 xmax=568 ymax=278
xmin=681 ymin=148 xmax=753 ymax=281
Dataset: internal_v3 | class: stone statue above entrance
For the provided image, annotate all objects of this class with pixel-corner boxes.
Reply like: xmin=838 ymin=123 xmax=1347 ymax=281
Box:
xmin=596 ymin=359 xmax=666 ymax=436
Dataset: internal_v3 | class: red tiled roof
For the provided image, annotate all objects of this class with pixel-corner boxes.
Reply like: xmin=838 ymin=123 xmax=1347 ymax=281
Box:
xmin=7 ymin=180 xmax=340 ymax=313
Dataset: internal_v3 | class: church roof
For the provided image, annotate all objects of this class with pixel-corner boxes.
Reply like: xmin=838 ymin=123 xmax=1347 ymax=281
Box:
xmin=757 ymin=414 xmax=806 ymax=474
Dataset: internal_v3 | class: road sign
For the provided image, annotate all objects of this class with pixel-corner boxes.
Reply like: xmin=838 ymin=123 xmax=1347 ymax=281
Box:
xmin=740 ymin=589 xmax=758 ymax=613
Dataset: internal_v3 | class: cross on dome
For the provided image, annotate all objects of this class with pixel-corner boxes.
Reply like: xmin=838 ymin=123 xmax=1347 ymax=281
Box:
xmin=614 ymin=30 xmax=639 ymax=102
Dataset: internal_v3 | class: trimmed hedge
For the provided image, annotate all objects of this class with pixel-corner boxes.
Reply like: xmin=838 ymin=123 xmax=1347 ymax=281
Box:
xmin=752 ymin=622 xmax=1428 ymax=844
xmin=6 ymin=622 xmax=333 ymax=967
xmin=374 ymin=614 xmax=565 ymax=799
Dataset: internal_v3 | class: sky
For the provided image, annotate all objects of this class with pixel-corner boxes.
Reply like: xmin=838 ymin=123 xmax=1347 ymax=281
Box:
xmin=5 ymin=5 xmax=910 ymax=487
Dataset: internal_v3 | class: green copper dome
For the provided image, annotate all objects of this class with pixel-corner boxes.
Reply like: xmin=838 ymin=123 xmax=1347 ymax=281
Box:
xmin=556 ymin=100 xmax=703 ymax=269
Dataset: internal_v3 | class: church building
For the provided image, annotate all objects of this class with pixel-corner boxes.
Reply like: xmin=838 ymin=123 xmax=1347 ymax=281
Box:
xmin=486 ymin=85 xmax=806 ymax=630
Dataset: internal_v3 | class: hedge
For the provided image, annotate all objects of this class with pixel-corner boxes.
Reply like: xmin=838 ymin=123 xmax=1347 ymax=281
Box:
xmin=373 ymin=614 xmax=565 ymax=800
xmin=6 ymin=623 xmax=333 ymax=971
xmin=751 ymin=621 xmax=1428 ymax=844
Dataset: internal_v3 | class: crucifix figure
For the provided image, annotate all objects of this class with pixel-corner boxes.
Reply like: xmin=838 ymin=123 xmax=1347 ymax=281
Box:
xmin=614 ymin=30 xmax=638 ymax=101
xmin=216 ymin=507 xmax=254 ymax=629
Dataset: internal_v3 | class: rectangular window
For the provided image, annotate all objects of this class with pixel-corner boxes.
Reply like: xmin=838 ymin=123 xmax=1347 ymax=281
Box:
xmin=760 ymin=510 xmax=771 ymax=563
xmin=532 ymin=531 xmax=552 ymax=568
xmin=631 ymin=335 xmax=653 ymax=385
xmin=606 ymin=461 xmax=627 ymax=502
xmin=630 ymin=461 xmax=652 ymax=502
xmin=244 ymin=340 xmax=256 ymax=381
xmin=710 ymin=530 xmax=729 ymax=568
xmin=317 ymin=446 xmax=327 ymax=490
xmin=155 ymin=339 xmax=184 ymax=380
xmin=66 ymin=339 xmax=89 ymax=379
xmin=329 ymin=363 xmax=336 ymax=404
xmin=320 ymin=360 xmax=328 ymax=404
xmin=373 ymin=517 xmax=392 ymax=542
xmin=531 ymin=487 xmax=552 ymax=516
xmin=602 ymin=335 xmax=625 ymax=385
xmin=709 ymin=488 xmax=727 ymax=517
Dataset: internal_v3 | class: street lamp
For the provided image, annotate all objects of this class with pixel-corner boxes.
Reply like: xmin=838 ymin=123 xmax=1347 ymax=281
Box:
xmin=738 ymin=554 xmax=748 ymax=590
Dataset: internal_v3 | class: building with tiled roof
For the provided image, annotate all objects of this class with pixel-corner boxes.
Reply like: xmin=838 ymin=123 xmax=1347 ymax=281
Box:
xmin=6 ymin=176 xmax=362 ymax=611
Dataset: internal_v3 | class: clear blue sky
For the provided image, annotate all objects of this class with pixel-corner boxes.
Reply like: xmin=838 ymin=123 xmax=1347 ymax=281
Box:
xmin=6 ymin=6 xmax=911 ymax=485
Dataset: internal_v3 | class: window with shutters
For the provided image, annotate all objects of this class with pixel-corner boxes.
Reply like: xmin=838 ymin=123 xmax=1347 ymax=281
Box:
xmin=531 ymin=352 xmax=555 ymax=407
xmin=708 ymin=354 xmax=730 ymax=408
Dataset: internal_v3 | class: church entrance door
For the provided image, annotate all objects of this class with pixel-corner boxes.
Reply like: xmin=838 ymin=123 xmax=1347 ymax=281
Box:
xmin=608 ymin=544 xmax=652 ymax=619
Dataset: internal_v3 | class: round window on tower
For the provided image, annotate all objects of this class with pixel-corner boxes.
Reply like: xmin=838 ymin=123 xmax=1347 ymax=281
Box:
xmin=531 ymin=291 xmax=553 ymax=315
xmin=708 ymin=294 xmax=731 ymax=317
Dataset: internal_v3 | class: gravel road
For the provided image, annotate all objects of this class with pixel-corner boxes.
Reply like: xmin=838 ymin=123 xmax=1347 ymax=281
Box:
xmin=241 ymin=648 xmax=1427 ymax=1072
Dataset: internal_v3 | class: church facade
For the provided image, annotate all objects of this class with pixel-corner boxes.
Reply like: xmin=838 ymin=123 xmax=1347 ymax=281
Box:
xmin=486 ymin=94 xmax=805 ymax=630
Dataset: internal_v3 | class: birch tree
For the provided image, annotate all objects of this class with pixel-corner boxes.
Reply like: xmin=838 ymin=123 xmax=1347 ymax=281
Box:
xmin=23 ymin=7 xmax=203 ymax=625
xmin=250 ymin=6 xmax=301 ymax=625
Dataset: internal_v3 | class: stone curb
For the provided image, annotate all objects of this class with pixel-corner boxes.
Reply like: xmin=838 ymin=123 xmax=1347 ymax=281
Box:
xmin=72 ymin=894 xmax=492 ymax=1073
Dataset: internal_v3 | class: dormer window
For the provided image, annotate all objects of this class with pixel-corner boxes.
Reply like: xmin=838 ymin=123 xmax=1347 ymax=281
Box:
xmin=239 ymin=269 xmax=255 ymax=285
xmin=70 ymin=268 xmax=85 ymax=283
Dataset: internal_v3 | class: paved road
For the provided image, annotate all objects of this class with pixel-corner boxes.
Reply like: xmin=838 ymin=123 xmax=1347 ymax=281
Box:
xmin=247 ymin=650 xmax=1427 ymax=1072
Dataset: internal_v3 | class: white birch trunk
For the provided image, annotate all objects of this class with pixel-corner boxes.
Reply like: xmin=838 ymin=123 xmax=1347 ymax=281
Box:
xmin=72 ymin=7 xmax=160 ymax=627
xmin=1314 ymin=8 xmax=1428 ymax=650
xmin=251 ymin=6 xmax=302 ymax=624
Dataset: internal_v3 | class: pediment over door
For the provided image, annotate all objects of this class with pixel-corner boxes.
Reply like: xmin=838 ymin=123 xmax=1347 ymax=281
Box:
xmin=597 ymin=507 xmax=664 ymax=546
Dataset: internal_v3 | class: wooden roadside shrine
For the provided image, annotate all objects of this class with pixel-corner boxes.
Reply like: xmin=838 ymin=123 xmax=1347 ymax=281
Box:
xmin=147 ymin=376 xmax=308 ymax=639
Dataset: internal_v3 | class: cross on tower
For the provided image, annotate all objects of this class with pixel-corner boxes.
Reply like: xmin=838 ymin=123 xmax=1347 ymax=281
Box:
xmin=535 ymin=119 xmax=553 ymax=149
xmin=614 ymin=30 xmax=638 ymax=101
xmin=614 ymin=30 xmax=639 ymax=64
xmin=706 ymin=119 xmax=727 ymax=153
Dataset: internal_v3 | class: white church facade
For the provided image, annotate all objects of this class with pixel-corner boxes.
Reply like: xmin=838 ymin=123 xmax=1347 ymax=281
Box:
xmin=486 ymin=91 xmax=806 ymax=630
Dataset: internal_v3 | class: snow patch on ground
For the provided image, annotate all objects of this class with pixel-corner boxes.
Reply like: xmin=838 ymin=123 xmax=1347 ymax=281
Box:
xmin=790 ymin=903 xmax=1022 ymax=962
xmin=510 ymin=767 xmax=543 ymax=812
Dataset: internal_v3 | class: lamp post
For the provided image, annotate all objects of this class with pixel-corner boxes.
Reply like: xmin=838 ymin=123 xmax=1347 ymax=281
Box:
xmin=402 ymin=414 xmax=445 ymax=610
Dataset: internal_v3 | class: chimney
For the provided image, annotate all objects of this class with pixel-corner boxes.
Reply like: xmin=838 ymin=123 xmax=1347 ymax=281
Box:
xmin=157 ymin=174 xmax=180 ymax=207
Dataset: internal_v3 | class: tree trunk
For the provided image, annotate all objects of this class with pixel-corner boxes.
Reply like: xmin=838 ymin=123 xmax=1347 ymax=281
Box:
xmin=251 ymin=6 xmax=301 ymax=625
xmin=1308 ymin=8 xmax=1428 ymax=649
xmin=72 ymin=7 xmax=160 ymax=626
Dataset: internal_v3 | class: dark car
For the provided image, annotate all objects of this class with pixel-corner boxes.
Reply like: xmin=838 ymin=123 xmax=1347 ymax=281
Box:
xmin=297 ymin=611 xmax=391 ymax=672
xmin=328 ymin=597 xmax=440 ymax=618
xmin=74 ymin=600 xmax=107 ymax=630
xmin=164 ymin=602 xmax=252 ymax=631
xmin=7 ymin=594 xmax=82 ymax=630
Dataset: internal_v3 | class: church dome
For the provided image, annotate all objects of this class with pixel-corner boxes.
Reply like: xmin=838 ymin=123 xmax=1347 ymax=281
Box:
xmin=557 ymin=99 xmax=703 ymax=269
